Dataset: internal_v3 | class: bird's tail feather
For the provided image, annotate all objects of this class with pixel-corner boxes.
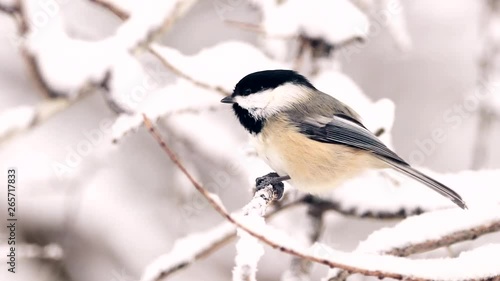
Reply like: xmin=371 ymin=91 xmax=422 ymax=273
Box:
xmin=380 ymin=159 xmax=467 ymax=209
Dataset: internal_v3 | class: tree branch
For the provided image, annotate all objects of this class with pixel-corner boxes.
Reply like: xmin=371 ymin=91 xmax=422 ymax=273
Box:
xmin=148 ymin=45 xmax=230 ymax=96
xmin=384 ymin=219 xmax=500 ymax=256
xmin=144 ymin=114 xmax=500 ymax=281
xmin=89 ymin=0 xmax=230 ymax=96
xmin=326 ymin=208 xmax=500 ymax=280
xmin=0 ymin=1 xmax=18 ymax=15
xmin=140 ymin=196 xmax=303 ymax=281
xmin=301 ymin=195 xmax=424 ymax=219
xmin=281 ymin=203 xmax=325 ymax=281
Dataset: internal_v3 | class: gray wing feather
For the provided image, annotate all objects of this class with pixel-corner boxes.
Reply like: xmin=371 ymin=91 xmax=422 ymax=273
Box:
xmin=295 ymin=114 xmax=467 ymax=209
xmin=381 ymin=160 xmax=467 ymax=209
xmin=299 ymin=115 xmax=407 ymax=165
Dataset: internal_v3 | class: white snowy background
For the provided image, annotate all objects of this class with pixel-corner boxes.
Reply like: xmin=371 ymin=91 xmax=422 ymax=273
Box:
xmin=1 ymin=0 xmax=500 ymax=281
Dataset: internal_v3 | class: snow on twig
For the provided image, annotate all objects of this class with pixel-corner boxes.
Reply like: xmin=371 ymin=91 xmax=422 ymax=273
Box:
xmin=233 ymin=187 xmax=277 ymax=281
xmin=326 ymin=207 xmax=500 ymax=280
xmin=357 ymin=207 xmax=500 ymax=256
xmin=140 ymin=222 xmax=235 ymax=281
xmin=143 ymin=115 xmax=500 ymax=281
xmin=110 ymin=79 xmax=223 ymax=142
xmin=257 ymin=0 xmax=369 ymax=46
xmin=149 ymin=42 xmax=285 ymax=94
xmin=0 ymin=243 xmax=63 ymax=262
xmin=140 ymin=194 xmax=304 ymax=280
xmin=0 ymin=98 xmax=81 ymax=143
xmin=281 ymin=203 xmax=324 ymax=281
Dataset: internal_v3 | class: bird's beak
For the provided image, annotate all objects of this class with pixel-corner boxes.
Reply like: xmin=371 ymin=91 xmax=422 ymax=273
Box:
xmin=220 ymin=96 xmax=234 ymax=104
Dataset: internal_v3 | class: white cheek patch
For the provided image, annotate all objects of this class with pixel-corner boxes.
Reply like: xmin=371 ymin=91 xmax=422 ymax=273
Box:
xmin=235 ymin=89 xmax=274 ymax=111
xmin=235 ymin=84 xmax=311 ymax=118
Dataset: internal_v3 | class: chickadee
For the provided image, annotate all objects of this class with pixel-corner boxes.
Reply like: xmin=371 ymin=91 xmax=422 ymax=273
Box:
xmin=221 ymin=69 xmax=467 ymax=209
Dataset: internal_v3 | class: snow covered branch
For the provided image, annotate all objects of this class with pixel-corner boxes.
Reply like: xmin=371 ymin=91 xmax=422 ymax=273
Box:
xmin=88 ymin=0 xmax=209 ymax=89
xmin=143 ymin=114 xmax=500 ymax=281
xmin=281 ymin=203 xmax=325 ymax=281
xmin=0 ymin=243 xmax=63 ymax=262
xmin=140 ymin=195 xmax=305 ymax=281
xmin=141 ymin=222 xmax=235 ymax=281
xmin=233 ymin=187 xmax=278 ymax=281
xmin=326 ymin=207 xmax=500 ymax=280
xmin=359 ymin=207 xmax=500 ymax=256
xmin=148 ymin=45 xmax=230 ymax=96
xmin=0 ymin=98 xmax=86 ymax=142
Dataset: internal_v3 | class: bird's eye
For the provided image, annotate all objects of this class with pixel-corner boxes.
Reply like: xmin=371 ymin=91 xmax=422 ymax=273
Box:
xmin=244 ymin=88 xmax=252 ymax=95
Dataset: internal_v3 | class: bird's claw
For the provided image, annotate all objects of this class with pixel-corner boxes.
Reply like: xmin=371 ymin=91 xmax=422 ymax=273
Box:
xmin=255 ymin=172 xmax=284 ymax=201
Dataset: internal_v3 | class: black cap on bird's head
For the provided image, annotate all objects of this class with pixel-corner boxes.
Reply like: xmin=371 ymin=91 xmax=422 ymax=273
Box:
xmin=220 ymin=69 xmax=316 ymax=134
xmin=220 ymin=70 xmax=316 ymax=104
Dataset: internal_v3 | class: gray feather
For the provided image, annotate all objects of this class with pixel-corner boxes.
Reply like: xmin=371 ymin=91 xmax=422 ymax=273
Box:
xmin=286 ymin=90 xmax=467 ymax=209
xmin=380 ymin=160 xmax=467 ymax=209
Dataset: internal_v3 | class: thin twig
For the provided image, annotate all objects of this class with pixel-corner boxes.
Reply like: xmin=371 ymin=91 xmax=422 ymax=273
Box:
xmin=90 ymin=0 xmax=229 ymax=96
xmin=148 ymin=46 xmax=230 ymax=96
xmin=281 ymin=203 xmax=325 ymax=281
xmin=327 ymin=209 xmax=500 ymax=280
xmin=301 ymin=195 xmax=423 ymax=219
xmin=88 ymin=0 xmax=128 ymax=20
xmin=141 ymin=197 xmax=304 ymax=280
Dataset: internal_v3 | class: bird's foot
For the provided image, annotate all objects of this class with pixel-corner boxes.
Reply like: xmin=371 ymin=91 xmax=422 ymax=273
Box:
xmin=255 ymin=172 xmax=285 ymax=201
